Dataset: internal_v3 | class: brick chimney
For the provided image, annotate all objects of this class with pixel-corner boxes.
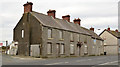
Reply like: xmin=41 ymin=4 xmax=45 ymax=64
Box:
xmin=23 ymin=2 xmax=33 ymax=13
xmin=90 ymin=27 xmax=94 ymax=31
xmin=115 ymin=29 xmax=118 ymax=32
xmin=47 ymin=10 xmax=56 ymax=18
xmin=73 ymin=18 xmax=81 ymax=25
xmin=107 ymin=27 xmax=110 ymax=31
xmin=62 ymin=15 xmax=70 ymax=22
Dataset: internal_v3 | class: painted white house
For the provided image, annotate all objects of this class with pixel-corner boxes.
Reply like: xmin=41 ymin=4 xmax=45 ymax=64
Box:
xmin=8 ymin=41 xmax=18 ymax=55
xmin=99 ymin=27 xmax=120 ymax=55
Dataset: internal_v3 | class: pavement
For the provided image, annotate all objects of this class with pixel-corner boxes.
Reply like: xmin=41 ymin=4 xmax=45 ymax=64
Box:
xmin=1 ymin=54 xmax=119 ymax=66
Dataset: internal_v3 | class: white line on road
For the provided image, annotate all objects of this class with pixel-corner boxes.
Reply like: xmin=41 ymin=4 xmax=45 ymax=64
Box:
xmin=45 ymin=61 xmax=69 ymax=65
xmin=99 ymin=61 xmax=118 ymax=65
xmin=45 ymin=62 xmax=64 ymax=65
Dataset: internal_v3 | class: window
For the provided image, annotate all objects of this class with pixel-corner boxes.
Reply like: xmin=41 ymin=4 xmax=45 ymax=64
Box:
xmin=48 ymin=29 xmax=52 ymax=38
xmin=70 ymin=44 xmax=74 ymax=54
xmin=93 ymin=39 xmax=96 ymax=44
xmin=77 ymin=34 xmax=80 ymax=41
xmin=47 ymin=43 xmax=52 ymax=54
xmin=70 ymin=33 xmax=73 ymax=41
xmin=60 ymin=43 xmax=65 ymax=54
xmin=22 ymin=30 xmax=24 ymax=38
xmin=59 ymin=30 xmax=63 ymax=39
xmin=84 ymin=45 xmax=88 ymax=54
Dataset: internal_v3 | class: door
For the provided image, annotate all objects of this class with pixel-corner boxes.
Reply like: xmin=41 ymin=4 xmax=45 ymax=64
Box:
xmin=30 ymin=45 xmax=40 ymax=57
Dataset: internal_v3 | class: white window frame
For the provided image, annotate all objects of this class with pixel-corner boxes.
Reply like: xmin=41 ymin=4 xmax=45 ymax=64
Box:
xmin=70 ymin=33 xmax=73 ymax=41
xmin=77 ymin=34 xmax=80 ymax=41
xmin=48 ymin=29 xmax=52 ymax=38
xmin=47 ymin=43 xmax=52 ymax=54
xmin=70 ymin=44 xmax=74 ymax=54
xmin=22 ymin=30 xmax=24 ymax=38
xmin=59 ymin=30 xmax=63 ymax=39
xmin=60 ymin=43 xmax=64 ymax=54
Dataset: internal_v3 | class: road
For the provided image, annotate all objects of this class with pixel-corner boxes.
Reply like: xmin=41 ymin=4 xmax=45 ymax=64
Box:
xmin=1 ymin=54 xmax=119 ymax=66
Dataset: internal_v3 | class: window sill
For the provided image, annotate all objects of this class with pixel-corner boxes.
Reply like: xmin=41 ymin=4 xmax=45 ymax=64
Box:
xmin=59 ymin=39 xmax=64 ymax=41
xmin=60 ymin=54 xmax=65 ymax=55
xmin=48 ymin=38 xmax=53 ymax=40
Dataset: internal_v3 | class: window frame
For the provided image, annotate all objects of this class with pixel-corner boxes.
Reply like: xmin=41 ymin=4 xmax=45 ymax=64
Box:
xmin=60 ymin=43 xmax=65 ymax=54
xmin=48 ymin=28 xmax=52 ymax=38
xmin=22 ymin=29 xmax=24 ymax=38
xmin=47 ymin=42 xmax=52 ymax=54
xmin=70 ymin=32 xmax=74 ymax=41
xmin=59 ymin=30 xmax=63 ymax=39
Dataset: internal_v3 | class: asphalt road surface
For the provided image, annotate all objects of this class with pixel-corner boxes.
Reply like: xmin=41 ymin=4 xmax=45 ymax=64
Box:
xmin=2 ymin=54 xmax=119 ymax=66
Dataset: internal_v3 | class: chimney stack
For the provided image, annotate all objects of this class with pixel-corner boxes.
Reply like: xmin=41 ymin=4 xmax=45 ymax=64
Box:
xmin=107 ymin=27 xmax=110 ymax=31
xmin=115 ymin=29 xmax=118 ymax=32
xmin=23 ymin=2 xmax=33 ymax=13
xmin=47 ymin=10 xmax=56 ymax=18
xmin=73 ymin=18 xmax=81 ymax=25
xmin=90 ymin=27 xmax=94 ymax=31
xmin=62 ymin=15 xmax=70 ymax=22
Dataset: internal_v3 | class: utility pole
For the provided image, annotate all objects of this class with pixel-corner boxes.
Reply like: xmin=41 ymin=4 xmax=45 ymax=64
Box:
xmin=6 ymin=41 xmax=8 ymax=55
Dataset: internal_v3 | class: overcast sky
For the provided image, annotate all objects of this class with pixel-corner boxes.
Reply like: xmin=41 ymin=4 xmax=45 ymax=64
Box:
xmin=0 ymin=0 xmax=119 ymax=45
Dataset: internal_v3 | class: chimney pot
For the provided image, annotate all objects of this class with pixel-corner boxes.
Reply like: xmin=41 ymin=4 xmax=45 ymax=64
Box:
xmin=115 ymin=29 xmax=118 ymax=32
xmin=107 ymin=27 xmax=110 ymax=31
xmin=90 ymin=27 xmax=94 ymax=31
xmin=23 ymin=2 xmax=33 ymax=13
xmin=62 ymin=15 xmax=70 ymax=22
xmin=73 ymin=18 xmax=81 ymax=25
xmin=47 ymin=10 xmax=56 ymax=18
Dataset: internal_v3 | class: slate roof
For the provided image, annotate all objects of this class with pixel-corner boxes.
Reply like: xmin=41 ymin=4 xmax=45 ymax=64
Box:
xmin=30 ymin=11 xmax=91 ymax=35
xmin=81 ymin=27 xmax=103 ymax=40
xmin=99 ymin=29 xmax=120 ymax=38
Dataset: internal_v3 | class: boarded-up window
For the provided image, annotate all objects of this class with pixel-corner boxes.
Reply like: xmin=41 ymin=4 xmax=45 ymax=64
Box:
xmin=47 ymin=43 xmax=52 ymax=54
xmin=60 ymin=43 xmax=64 ymax=54
xmin=70 ymin=33 xmax=73 ymax=41
xmin=84 ymin=45 xmax=88 ymax=53
xmin=59 ymin=30 xmax=63 ymax=39
xmin=77 ymin=34 xmax=80 ymax=41
xmin=48 ymin=29 xmax=52 ymax=38
xmin=70 ymin=44 xmax=74 ymax=54
xmin=22 ymin=30 xmax=24 ymax=38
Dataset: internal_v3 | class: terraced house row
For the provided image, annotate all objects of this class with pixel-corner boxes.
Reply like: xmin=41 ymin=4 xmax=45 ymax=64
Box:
xmin=13 ymin=2 xmax=104 ymax=58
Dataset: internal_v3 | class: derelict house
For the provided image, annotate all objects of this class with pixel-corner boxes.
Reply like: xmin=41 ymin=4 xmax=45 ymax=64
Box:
xmin=13 ymin=2 xmax=103 ymax=58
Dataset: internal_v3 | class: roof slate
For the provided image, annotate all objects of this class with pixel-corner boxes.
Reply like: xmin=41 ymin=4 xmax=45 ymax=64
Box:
xmin=31 ymin=11 xmax=91 ymax=35
xmin=106 ymin=30 xmax=120 ymax=38
xmin=81 ymin=27 xmax=103 ymax=40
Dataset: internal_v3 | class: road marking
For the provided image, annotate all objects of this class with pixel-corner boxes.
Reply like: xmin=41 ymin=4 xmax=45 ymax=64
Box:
xmin=45 ymin=61 xmax=69 ymax=65
xmin=99 ymin=61 xmax=118 ymax=65
xmin=64 ymin=62 xmax=69 ymax=63
xmin=45 ymin=62 xmax=63 ymax=65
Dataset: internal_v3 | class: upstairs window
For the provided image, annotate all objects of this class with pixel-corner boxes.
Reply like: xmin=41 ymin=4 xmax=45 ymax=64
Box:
xmin=48 ymin=29 xmax=52 ymax=38
xmin=59 ymin=30 xmax=63 ymax=39
xmin=93 ymin=39 xmax=96 ymax=44
xmin=77 ymin=34 xmax=80 ymax=41
xmin=22 ymin=30 xmax=24 ymax=38
xmin=70 ymin=33 xmax=74 ymax=41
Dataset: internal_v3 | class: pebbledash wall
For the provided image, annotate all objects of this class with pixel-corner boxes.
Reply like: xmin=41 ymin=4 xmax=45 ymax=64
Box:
xmin=13 ymin=2 xmax=104 ymax=58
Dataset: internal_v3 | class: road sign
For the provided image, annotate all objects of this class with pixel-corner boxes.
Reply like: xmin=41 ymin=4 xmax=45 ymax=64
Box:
xmin=0 ymin=43 xmax=3 ymax=46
